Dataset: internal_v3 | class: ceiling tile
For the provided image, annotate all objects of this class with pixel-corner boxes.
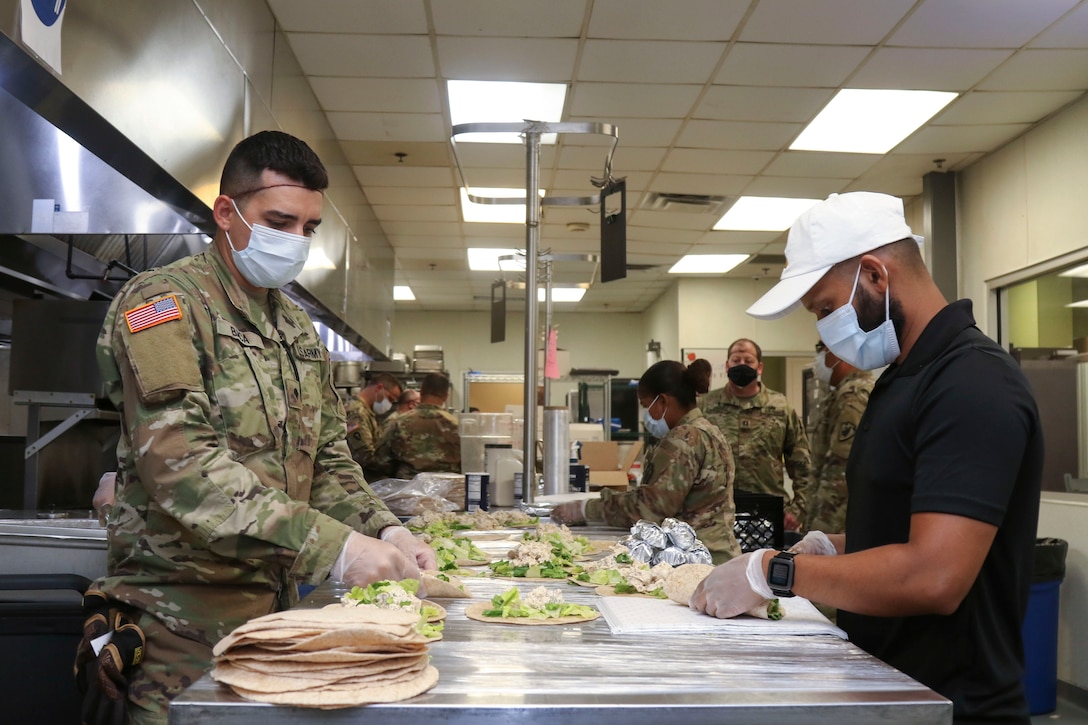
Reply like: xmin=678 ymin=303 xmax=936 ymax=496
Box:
xmin=696 ymin=86 xmax=834 ymax=123
xmin=309 ymin=78 xmax=441 ymax=113
xmin=889 ymin=0 xmax=1079 ymax=48
xmin=381 ymin=221 xmax=467 ymax=237
xmin=266 ymin=0 xmax=427 ymax=33
xmin=662 ymin=148 xmax=775 ymax=175
xmin=553 ymin=169 xmax=653 ymax=191
xmin=327 ymin=112 xmax=446 ymax=142
xmin=1032 ymin=2 xmax=1088 ymax=47
xmin=339 ymin=141 xmax=450 ymax=166
xmin=849 ymin=48 xmax=1012 ymax=91
xmin=362 ymin=186 xmax=458 ymax=206
xmin=588 ymin=0 xmax=747 ymax=41
xmin=629 ymin=210 xmax=719 ymax=231
xmin=431 ymin=0 xmax=587 ymax=37
xmin=716 ymin=43 xmax=870 ymax=87
xmin=287 ymin=34 xmax=435 ymax=77
xmin=437 ymin=37 xmax=578 ymax=81
xmin=354 ymin=165 xmax=456 ymax=187
xmin=577 ymin=40 xmax=726 ymax=84
xmin=453 ymin=144 xmax=558 ymax=169
xmin=896 ymin=124 xmax=1033 ymax=155
xmin=693 ymin=230 xmax=782 ymax=247
xmin=647 ymin=172 xmax=753 ymax=196
xmin=559 ymin=145 xmax=666 ymax=171
xmin=937 ymin=90 xmax=1084 ymax=125
xmin=742 ymin=175 xmax=851 ymax=198
xmin=569 ymin=83 xmax=703 ymax=118
xmin=675 ymin=120 xmax=802 ymax=150
xmin=565 ymin=116 xmax=684 ymax=147
xmin=624 ymin=226 xmax=704 ymax=244
xmin=739 ymin=0 xmax=915 ymax=45
xmin=977 ymin=49 xmax=1088 ymax=91
xmin=372 ymin=205 xmax=460 ymax=222
xmin=762 ymin=151 xmax=880 ymax=179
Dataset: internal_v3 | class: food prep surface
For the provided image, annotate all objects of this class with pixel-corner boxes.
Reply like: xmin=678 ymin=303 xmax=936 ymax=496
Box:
xmin=170 ymin=523 xmax=951 ymax=725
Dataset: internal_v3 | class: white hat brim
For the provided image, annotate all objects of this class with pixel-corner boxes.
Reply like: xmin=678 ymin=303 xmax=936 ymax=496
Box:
xmin=745 ymin=265 xmax=831 ymax=320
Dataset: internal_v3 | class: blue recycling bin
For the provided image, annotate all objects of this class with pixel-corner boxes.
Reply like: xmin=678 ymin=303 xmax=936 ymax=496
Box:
xmin=1021 ymin=537 xmax=1068 ymax=715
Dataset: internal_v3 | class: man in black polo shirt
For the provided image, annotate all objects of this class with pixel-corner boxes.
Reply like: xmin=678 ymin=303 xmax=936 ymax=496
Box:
xmin=690 ymin=192 xmax=1043 ymax=723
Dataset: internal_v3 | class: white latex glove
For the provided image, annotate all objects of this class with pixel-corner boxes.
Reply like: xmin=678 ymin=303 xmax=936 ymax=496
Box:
xmin=379 ymin=525 xmax=437 ymax=572
xmin=788 ymin=530 xmax=838 ymax=557
xmin=689 ymin=549 xmax=774 ymax=619
xmin=330 ymin=531 xmax=420 ymax=587
xmin=549 ymin=500 xmax=587 ymax=526
xmin=93 ymin=472 xmax=117 ymax=526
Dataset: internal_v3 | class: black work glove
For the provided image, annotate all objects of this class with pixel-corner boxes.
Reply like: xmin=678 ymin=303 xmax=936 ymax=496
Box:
xmin=74 ymin=590 xmax=146 ymax=725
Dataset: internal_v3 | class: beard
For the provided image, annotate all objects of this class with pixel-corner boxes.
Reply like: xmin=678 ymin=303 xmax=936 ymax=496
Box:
xmin=855 ymin=283 xmax=906 ymax=341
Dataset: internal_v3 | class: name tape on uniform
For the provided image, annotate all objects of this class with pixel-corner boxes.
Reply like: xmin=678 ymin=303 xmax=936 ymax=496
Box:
xmin=125 ymin=294 xmax=183 ymax=333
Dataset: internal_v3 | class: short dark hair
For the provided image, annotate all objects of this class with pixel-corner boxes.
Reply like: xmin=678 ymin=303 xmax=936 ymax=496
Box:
xmin=367 ymin=373 xmax=401 ymax=392
xmin=220 ymin=130 xmax=329 ymax=198
xmin=638 ymin=359 xmax=712 ymax=407
xmin=420 ymin=373 xmax=450 ymax=398
xmin=728 ymin=338 xmax=762 ymax=362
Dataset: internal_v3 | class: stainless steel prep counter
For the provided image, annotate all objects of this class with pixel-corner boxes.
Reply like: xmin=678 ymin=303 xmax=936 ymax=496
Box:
xmin=170 ymin=525 xmax=951 ymax=724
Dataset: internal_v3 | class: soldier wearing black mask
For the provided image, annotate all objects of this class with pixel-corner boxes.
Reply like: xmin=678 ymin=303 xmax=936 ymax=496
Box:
xmin=700 ymin=338 xmax=812 ymax=532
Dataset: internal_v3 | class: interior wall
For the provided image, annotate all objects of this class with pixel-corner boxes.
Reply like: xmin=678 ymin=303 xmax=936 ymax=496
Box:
xmin=959 ymin=92 xmax=1088 ymax=690
xmin=641 ymin=281 xmax=681 ymax=362
xmin=390 ymin=310 xmax=646 ymax=410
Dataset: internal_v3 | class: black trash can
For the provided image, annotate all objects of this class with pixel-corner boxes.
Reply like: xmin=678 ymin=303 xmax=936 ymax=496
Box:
xmin=1020 ymin=537 xmax=1068 ymax=715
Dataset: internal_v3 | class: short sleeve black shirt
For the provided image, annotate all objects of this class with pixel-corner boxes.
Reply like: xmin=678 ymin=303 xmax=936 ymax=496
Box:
xmin=841 ymin=300 xmax=1043 ymax=723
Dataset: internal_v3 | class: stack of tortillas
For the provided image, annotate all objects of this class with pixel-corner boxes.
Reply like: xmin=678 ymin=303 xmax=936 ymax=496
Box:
xmin=211 ymin=606 xmax=438 ymax=708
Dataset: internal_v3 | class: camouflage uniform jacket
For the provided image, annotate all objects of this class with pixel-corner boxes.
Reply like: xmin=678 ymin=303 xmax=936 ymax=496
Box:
xmin=95 ymin=249 xmax=399 ymax=647
xmin=585 ymin=409 xmax=741 ymax=563
xmin=372 ymin=403 xmax=461 ymax=479
xmin=807 ymin=369 xmax=873 ymax=534
xmin=700 ymin=383 xmax=813 ymax=525
xmin=344 ymin=396 xmax=384 ymax=480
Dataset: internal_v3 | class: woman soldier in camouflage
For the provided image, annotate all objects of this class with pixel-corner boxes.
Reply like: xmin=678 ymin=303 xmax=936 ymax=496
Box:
xmin=551 ymin=360 xmax=742 ymax=563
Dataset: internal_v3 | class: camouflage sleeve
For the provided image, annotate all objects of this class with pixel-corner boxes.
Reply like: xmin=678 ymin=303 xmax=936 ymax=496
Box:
xmin=108 ymin=276 xmax=353 ymax=581
xmin=782 ymin=405 xmax=813 ymax=525
xmin=309 ymin=374 xmax=399 ymax=537
xmin=827 ymin=384 xmax=869 ymax=463
xmin=346 ymin=407 xmax=380 ymax=467
xmin=369 ymin=417 xmax=398 ymax=479
xmin=587 ymin=434 xmax=695 ymax=528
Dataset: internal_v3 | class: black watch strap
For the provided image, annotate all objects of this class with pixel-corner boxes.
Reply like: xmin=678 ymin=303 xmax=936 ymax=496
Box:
xmin=766 ymin=550 xmax=796 ymax=598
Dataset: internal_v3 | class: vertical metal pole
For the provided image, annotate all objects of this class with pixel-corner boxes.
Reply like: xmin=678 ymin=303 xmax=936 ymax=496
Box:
xmin=543 ymin=258 xmax=553 ymax=407
xmin=24 ymin=403 xmax=40 ymax=510
xmin=522 ymin=128 xmax=542 ymax=505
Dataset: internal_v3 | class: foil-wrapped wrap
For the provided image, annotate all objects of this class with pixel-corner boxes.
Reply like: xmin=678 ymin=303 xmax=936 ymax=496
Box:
xmin=621 ymin=518 xmax=714 ymax=568
xmin=653 ymin=545 xmax=689 ymax=566
xmin=684 ymin=544 xmax=713 ymax=565
xmin=661 ymin=518 xmax=697 ymax=550
xmin=626 ymin=539 xmax=655 ymax=564
xmin=631 ymin=520 xmax=668 ymax=549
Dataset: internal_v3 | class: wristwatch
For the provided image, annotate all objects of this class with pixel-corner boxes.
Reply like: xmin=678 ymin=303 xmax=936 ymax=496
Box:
xmin=766 ymin=551 xmax=797 ymax=598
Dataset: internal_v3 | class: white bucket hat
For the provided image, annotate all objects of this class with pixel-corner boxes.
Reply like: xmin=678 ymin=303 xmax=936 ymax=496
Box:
xmin=746 ymin=191 xmax=923 ymax=320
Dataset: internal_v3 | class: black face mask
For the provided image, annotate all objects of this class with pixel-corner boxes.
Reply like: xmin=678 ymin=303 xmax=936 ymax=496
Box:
xmin=727 ymin=364 xmax=759 ymax=387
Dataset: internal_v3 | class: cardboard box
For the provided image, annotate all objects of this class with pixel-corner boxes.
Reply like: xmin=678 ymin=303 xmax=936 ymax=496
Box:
xmin=581 ymin=441 xmax=643 ymax=489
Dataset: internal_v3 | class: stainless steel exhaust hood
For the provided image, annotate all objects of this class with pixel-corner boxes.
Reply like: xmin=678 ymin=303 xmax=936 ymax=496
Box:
xmin=0 ymin=29 xmax=212 ymax=300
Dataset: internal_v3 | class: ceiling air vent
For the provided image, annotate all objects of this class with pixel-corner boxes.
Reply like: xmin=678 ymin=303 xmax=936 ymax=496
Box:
xmin=641 ymin=192 xmax=734 ymax=215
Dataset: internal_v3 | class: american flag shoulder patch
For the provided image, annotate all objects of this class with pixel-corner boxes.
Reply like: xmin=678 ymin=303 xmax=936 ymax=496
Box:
xmin=124 ymin=294 xmax=183 ymax=333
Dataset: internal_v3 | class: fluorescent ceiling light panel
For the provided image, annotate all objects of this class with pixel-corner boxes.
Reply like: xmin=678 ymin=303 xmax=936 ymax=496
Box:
xmin=448 ymin=80 xmax=567 ymax=144
xmin=790 ymin=89 xmax=958 ymax=154
xmin=467 ymin=247 xmax=523 ymax=271
xmin=668 ymin=254 xmax=750 ymax=274
xmin=713 ymin=196 xmax=821 ymax=231
xmin=538 ymin=287 xmax=586 ymax=302
xmin=461 ymin=187 xmax=544 ymax=224
xmin=393 ymin=285 xmax=415 ymax=301
xmin=1065 ymin=300 xmax=1088 ymax=308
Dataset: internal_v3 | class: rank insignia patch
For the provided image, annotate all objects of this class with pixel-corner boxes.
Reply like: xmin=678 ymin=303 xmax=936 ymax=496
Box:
xmin=125 ymin=295 xmax=183 ymax=333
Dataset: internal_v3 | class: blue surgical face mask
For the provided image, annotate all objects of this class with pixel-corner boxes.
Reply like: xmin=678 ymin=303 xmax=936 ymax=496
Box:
xmin=226 ymin=198 xmax=311 ymax=289
xmin=642 ymin=394 xmax=670 ymax=438
xmin=816 ymin=264 xmax=900 ymax=371
xmin=812 ymin=350 xmax=839 ymax=385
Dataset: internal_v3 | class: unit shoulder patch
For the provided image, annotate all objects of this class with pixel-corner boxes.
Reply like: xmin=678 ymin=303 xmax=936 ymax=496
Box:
xmin=125 ymin=294 xmax=183 ymax=333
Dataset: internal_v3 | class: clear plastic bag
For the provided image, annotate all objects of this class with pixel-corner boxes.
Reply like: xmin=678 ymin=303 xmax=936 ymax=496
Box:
xmin=369 ymin=473 xmax=463 ymax=516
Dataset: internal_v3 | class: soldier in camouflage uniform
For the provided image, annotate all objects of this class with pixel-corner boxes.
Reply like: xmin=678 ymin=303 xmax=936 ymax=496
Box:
xmin=372 ymin=373 xmax=460 ymax=479
xmin=84 ymin=132 xmax=432 ymax=724
xmin=807 ymin=341 xmax=873 ymax=534
xmin=344 ymin=372 xmax=401 ymax=480
xmin=700 ymin=338 xmax=812 ymax=532
xmin=551 ymin=360 xmax=742 ymax=563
